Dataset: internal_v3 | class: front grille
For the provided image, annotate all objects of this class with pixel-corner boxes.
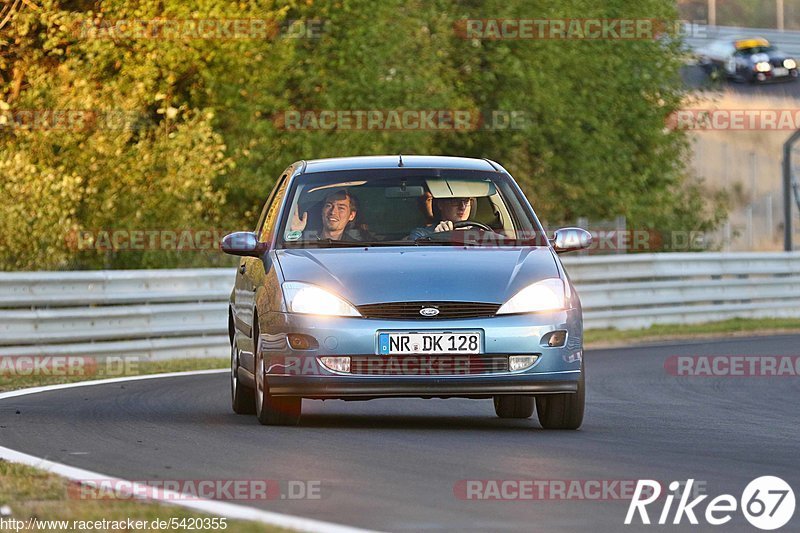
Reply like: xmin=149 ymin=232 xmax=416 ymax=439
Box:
xmin=357 ymin=301 xmax=501 ymax=320
xmin=350 ymin=355 xmax=509 ymax=375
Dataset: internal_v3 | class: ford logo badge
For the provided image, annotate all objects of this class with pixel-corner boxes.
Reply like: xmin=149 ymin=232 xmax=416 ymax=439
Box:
xmin=420 ymin=307 xmax=439 ymax=317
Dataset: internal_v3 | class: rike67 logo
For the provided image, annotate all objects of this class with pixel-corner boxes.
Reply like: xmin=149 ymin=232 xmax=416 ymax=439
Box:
xmin=626 ymin=477 xmax=795 ymax=530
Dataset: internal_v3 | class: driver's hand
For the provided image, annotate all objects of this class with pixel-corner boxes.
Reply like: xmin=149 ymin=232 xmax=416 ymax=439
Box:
xmin=434 ymin=220 xmax=454 ymax=233
xmin=289 ymin=206 xmax=307 ymax=232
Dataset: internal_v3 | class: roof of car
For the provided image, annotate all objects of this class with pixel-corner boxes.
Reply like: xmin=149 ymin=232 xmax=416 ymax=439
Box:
xmin=300 ymin=155 xmax=499 ymax=174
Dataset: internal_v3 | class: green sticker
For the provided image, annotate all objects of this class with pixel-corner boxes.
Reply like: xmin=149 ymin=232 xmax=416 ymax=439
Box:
xmin=286 ymin=230 xmax=303 ymax=241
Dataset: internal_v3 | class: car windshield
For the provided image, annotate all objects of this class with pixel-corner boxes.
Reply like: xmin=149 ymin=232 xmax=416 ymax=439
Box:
xmin=736 ymin=45 xmax=777 ymax=55
xmin=276 ymin=170 xmax=546 ymax=248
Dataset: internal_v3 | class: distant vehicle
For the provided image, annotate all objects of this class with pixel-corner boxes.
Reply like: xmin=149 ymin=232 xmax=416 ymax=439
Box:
xmin=698 ymin=37 xmax=798 ymax=83
xmin=221 ymin=155 xmax=591 ymax=428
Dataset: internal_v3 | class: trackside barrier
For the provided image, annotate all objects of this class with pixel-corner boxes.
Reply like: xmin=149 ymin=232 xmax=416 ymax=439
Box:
xmin=0 ymin=252 xmax=798 ymax=359
xmin=562 ymin=252 xmax=800 ymax=329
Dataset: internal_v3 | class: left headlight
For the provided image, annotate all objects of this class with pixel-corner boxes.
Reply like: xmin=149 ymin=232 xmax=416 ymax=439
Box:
xmin=496 ymin=278 xmax=566 ymax=315
xmin=282 ymin=282 xmax=361 ymax=317
xmin=784 ymin=58 xmax=797 ymax=69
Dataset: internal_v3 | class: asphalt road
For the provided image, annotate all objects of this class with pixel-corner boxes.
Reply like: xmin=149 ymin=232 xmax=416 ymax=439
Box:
xmin=1 ymin=335 xmax=799 ymax=532
xmin=682 ymin=64 xmax=800 ymax=98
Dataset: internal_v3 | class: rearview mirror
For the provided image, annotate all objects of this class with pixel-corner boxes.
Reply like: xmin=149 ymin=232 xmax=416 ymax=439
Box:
xmin=551 ymin=227 xmax=592 ymax=254
xmin=385 ymin=185 xmax=425 ymax=198
xmin=221 ymin=232 xmax=266 ymax=257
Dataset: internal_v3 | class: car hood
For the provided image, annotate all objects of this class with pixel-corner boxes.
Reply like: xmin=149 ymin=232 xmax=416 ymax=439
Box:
xmin=275 ymin=246 xmax=559 ymax=305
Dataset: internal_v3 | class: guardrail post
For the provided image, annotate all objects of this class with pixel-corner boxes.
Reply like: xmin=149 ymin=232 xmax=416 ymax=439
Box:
xmin=783 ymin=129 xmax=800 ymax=251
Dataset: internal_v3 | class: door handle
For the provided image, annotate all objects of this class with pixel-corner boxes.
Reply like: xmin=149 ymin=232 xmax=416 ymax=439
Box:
xmin=239 ymin=264 xmax=246 ymax=275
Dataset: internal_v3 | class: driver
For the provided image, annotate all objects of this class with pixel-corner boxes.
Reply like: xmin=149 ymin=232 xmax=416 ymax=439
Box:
xmin=287 ymin=189 xmax=366 ymax=241
xmin=408 ymin=196 xmax=475 ymax=240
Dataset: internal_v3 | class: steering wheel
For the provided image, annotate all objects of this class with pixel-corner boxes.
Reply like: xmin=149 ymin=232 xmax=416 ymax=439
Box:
xmin=453 ymin=220 xmax=493 ymax=231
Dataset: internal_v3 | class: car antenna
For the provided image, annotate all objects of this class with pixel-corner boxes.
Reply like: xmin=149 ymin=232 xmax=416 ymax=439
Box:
xmin=398 ymin=154 xmax=404 ymax=167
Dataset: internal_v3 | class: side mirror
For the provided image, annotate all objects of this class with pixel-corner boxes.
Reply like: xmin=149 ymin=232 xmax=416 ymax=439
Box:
xmin=220 ymin=232 xmax=266 ymax=257
xmin=551 ymin=227 xmax=592 ymax=254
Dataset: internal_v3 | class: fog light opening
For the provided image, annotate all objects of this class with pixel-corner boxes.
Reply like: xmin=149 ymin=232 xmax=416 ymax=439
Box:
xmin=287 ymin=333 xmax=319 ymax=350
xmin=509 ymin=355 xmax=539 ymax=372
xmin=541 ymin=330 xmax=568 ymax=347
xmin=319 ymin=356 xmax=351 ymax=373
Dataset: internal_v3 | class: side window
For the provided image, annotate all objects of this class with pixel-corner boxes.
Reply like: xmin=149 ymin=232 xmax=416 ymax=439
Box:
xmin=258 ymin=176 xmax=289 ymax=243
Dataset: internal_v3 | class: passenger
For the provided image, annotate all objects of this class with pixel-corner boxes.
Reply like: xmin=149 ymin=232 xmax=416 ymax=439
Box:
xmin=287 ymin=189 xmax=366 ymax=241
xmin=408 ymin=196 xmax=475 ymax=240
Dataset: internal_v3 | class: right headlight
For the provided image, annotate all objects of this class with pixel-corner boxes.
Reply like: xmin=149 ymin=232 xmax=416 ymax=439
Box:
xmin=282 ymin=282 xmax=361 ymax=317
xmin=496 ymin=278 xmax=566 ymax=315
xmin=755 ymin=61 xmax=772 ymax=72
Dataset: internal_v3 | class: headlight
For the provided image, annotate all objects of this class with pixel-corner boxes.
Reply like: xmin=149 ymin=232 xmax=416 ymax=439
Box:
xmin=755 ymin=61 xmax=772 ymax=72
xmin=784 ymin=58 xmax=797 ymax=69
xmin=496 ymin=278 xmax=566 ymax=315
xmin=282 ymin=282 xmax=361 ymax=317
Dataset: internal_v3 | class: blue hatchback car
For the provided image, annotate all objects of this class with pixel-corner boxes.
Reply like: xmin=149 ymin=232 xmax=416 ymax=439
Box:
xmin=222 ymin=155 xmax=592 ymax=428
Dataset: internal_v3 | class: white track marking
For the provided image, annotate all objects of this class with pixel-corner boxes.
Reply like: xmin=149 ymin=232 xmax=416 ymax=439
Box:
xmin=0 ymin=370 xmax=378 ymax=533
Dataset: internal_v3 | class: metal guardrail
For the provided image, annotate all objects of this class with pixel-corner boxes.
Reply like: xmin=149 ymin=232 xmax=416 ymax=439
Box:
xmin=0 ymin=252 xmax=798 ymax=359
xmin=0 ymin=270 xmax=233 ymax=360
xmin=684 ymin=23 xmax=800 ymax=57
xmin=563 ymin=252 xmax=800 ymax=329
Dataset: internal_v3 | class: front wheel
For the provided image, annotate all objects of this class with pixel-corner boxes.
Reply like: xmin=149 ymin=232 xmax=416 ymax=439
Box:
xmin=230 ymin=344 xmax=255 ymax=414
xmin=493 ymin=395 xmax=534 ymax=419
xmin=254 ymin=333 xmax=302 ymax=426
xmin=536 ymin=364 xmax=585 ymax=430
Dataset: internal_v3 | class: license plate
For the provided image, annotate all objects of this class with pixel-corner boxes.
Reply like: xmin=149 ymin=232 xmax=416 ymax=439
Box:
xmin=774 ymin=67 xmax=789 ymax=76
xmin=378 ymin=331 xmax=482 ymax=355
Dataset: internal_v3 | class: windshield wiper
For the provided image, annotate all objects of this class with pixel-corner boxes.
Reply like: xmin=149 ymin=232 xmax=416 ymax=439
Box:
xmin=413 ymin=236 xmax=541 ymax=247
xmin=283 ymin=239 xmax=366 ymax=248
xmin=413 ymin=236 xmax=479 ymax=246
xmin=283 ymin=239 xmax=417 ymax=248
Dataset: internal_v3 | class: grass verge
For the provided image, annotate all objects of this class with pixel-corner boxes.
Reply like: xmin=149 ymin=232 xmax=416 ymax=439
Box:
xmin=0 ymin=461 xmax=286 ymax=533
xmin=585 ymin=317 xmax=800 ymax=347
xmin=0 ymin=357 xmax=227 ymax=393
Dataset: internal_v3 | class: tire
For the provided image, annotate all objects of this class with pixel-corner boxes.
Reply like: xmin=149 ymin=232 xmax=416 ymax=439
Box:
xmin=493 ymin=395 xmax=534 ymax=419
xmin=230 ymin=343 xmax=255 ymax=414
xmin=253 ymin=322 xmax=301 ymax=426
xmin=536 ymin=363 xmax=585 ymax=430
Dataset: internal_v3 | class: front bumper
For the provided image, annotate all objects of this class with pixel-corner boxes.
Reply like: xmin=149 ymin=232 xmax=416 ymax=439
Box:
xmin=258 ymin=309 xmax=583 ymax=399
xmin=753 ymin=67 xmax=799 ymax=82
